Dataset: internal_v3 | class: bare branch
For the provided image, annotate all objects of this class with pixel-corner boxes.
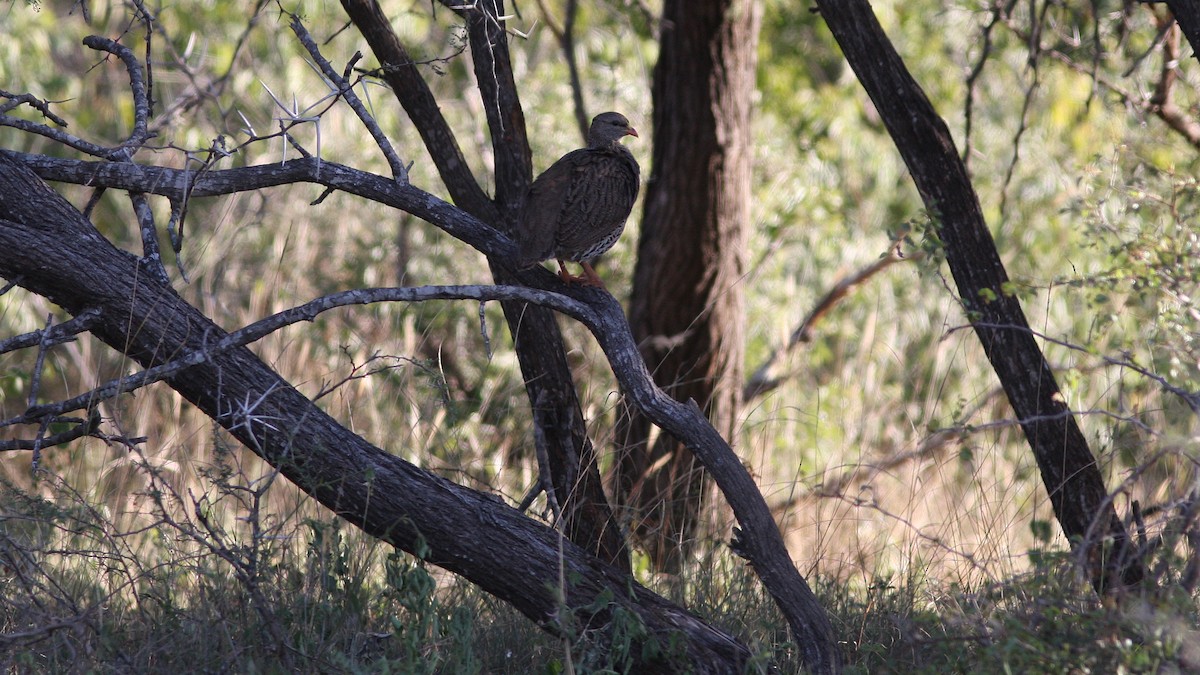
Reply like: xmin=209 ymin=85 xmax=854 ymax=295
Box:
xmin=0 ymin=112 xmax=114 ymax=158
xmin=0 ymin=307 xmax=101 ymax=355
xmin=535 ymin=0 xmax=589 ymax=142
xmin=129 ymin=192 xmax=171 ymax=284
xmin=744 ymin=243 xmax=919 ymax=401
xmin=2 ymin=152 xmax=517 ymax=261
xmin=340 ymin=0 xmax=497 ymax=221
xmin=27 ymin=314 xmax=55 ymax=410
xmin=1149 ymin=22 xmax=1200 ymax=148
xmin=0 ymin=89 xmax=69 ymax=126
xmin=286 ymin=14 xmax=409 ymax=181
xmin=0 ymin=410 xmax=101 ymax=453
xmin=953 ymin=321 xmax=1200 ymax=413
xmin=455 ymin=0 xmax=532 ymax=212
xmin=81 ymin=35 xmax=154 ymax=159
xmin=3 ymin=284 xmax=585 ymax=427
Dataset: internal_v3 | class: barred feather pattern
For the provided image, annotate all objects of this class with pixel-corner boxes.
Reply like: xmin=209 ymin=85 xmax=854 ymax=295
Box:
xmin=517 ymin=112 xmax=641 ymax=270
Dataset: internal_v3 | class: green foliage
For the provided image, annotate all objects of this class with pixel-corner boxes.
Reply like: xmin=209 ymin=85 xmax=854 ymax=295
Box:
xmin=4 ymin=0 xmax=1200 ymax=670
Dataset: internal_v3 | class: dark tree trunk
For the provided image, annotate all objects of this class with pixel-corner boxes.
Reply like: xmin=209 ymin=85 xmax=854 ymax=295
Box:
xmin=342 ymin=0 xmax=628 ymax=571
xmin=0 ymin=155 xmax=742 ymax=671
xmin=815 ymin=0 xmax=1145 ymax=592
xmin=616 ymin=0 xmax=761 ymax=572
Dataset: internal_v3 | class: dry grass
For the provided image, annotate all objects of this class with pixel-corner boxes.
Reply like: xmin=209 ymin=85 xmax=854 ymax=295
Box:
xmin=2 ymin=0 xmax=1199 ymax=671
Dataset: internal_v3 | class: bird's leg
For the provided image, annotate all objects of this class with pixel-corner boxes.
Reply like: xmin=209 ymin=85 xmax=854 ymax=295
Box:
xmin=578 ymin=262 xmax=605 ymax=288
xmin=556 ymin=259 xmax=574 ymax=283
xmin=555 ymin=259 xmax=606 ymax=288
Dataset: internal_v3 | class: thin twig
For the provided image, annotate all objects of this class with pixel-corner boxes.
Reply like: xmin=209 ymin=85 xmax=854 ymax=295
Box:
xmin=0 ymin=89 xmax=69 ymax=125
xmin=950 ymin=321 xmax=1200 ymax=413
xmin=0 ymin=409 xmax=102 ymax=453
xmin=287 ymin=14 xmax=409 ymax=181
xmin=3 ymin=284 xmax=587 ymax=426
xmin=27 ymin=315 xmax=55 ymax=409
xmin=535 ymin=0 xmax=589 ymax=141
xmin=997 ymin=0 xmax=1050 ymax=222
xmin=962 ymin=0 xmax=1015 ymax=170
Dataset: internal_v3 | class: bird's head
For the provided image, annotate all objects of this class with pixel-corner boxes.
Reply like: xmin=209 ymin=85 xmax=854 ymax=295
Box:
xmin=587 ymin=112 xmax=638 ymax=148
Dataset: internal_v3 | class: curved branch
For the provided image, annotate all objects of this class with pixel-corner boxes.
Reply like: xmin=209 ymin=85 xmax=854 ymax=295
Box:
xmin=0 ymin=153 xmax=751 ymax=671
xmin=339 ymin=0 xmax=497 ymax=221
xmin=1 ymin=152 xmax=516 ymax=261
xmin=4 ymin=285 xmax=585 ymax=426
xmin=744 ymin=244 xmax=918 ymax=401
xmin=81 ymin=36 xmax=153 ymax=159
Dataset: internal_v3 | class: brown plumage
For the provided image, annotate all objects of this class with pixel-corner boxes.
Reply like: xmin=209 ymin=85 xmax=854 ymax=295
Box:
xmin=517 ymin=112 xmax=640 ymax=287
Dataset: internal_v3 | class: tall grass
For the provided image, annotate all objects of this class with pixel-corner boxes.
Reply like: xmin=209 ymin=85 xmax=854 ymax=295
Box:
xmin=2 ymin=0 xmax=1199 ymax=671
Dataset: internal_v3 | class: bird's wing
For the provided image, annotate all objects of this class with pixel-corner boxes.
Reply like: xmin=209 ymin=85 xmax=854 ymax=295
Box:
xmin=555 ymin=154 xmax=640 ymax=256
xmin=516 ymin=154 xmax=579 ymax=266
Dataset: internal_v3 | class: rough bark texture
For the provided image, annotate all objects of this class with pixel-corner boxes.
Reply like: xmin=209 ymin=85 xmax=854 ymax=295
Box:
xmin=616 ymin=0 xmax=760 ymax=572
xmin=0 ymin=155 xmax=741 ymax=671
xmin=341 ymin=0 xmax=629 ymax=570
xmin=815 ymin=0 xmax=1145 ymax=592
xmin=1 ymin=151 xmax=842 ymax=671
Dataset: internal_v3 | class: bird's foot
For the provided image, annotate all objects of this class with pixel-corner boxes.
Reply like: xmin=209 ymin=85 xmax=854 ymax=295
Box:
xmin=578 ymin=262 xmax=605 ymax=288
xmin=555 ymin=260 xmax=607 ymax=288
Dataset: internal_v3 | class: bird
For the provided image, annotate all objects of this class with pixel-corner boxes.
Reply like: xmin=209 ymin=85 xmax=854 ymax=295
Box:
xmin=516 ymin=111 xmax=640 ymax=288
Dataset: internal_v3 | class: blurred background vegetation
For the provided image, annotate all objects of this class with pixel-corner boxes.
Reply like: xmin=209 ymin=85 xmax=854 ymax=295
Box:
xmin=2 ymin=0 xmax=1198 ymax=671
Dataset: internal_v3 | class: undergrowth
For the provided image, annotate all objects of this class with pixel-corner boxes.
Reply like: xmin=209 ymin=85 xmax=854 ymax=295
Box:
xmin=2 ymin=447 xmax=1196 ymax=674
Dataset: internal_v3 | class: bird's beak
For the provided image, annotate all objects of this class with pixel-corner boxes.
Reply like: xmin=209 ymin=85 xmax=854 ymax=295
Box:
xmin=626 ymin=127 xmax=639 ymax=138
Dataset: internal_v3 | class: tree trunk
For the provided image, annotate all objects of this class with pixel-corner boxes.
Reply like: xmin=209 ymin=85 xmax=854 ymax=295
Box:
xmin=814 ymin=0 xmax=1145 ymax=592
xmin=0 ymin=155 xmax=745 ymax=671
xmin=342 ymin=0 xmax=628 ymax=571
xmin=616 ymin=0 xmax=761 ymax=572
xmin=5 ymin=144 xmax=843 ymax=672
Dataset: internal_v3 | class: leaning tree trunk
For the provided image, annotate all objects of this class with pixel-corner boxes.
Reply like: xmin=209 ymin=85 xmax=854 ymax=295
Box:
xmin=341 ymin=0 xmax=628 ymax=571
xmin=0 ymin=155 xmax=743 ymax=670
xmin=815 ymin=0 xmax=1145 ymax=592
xmin=616 ymin=0 xmax=761 ymax=572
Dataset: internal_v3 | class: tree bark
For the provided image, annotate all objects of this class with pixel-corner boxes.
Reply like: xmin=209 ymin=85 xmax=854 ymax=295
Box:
xmin=1 ymin=150 xmax=842 ymax=671
xmin=815 ymin=0 xmax=1145 ymax=592
xmin=616 ymin=0 xmax=761 ymax=572
xmin=0 ymin=155 xmax=741 ymax=671
xmin=341 ymin=0 xmax=628 ymax=570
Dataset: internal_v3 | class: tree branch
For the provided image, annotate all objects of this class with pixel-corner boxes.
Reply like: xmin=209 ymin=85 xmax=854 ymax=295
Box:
xmin=0 ymin=153 xmax=751 ymax=671
xmin=1 ymin=152 xmax=516 ymax=261
xmin=2 ymin=285 xmax=585 ymax=427
xmin=815 ymin=0 xmax=1145 ymax=592
xmin=744 ymin=243 xmax=919 ymax=401
xmin=81 ymin=36 xmax=153 ymax=160
xmin=454 ymin=0 xmax=532 ymax=215
xmin=286 ymin=14 xmax=409 ymax=181
xmin=339 ymin=0 xmax=497 ymax=221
